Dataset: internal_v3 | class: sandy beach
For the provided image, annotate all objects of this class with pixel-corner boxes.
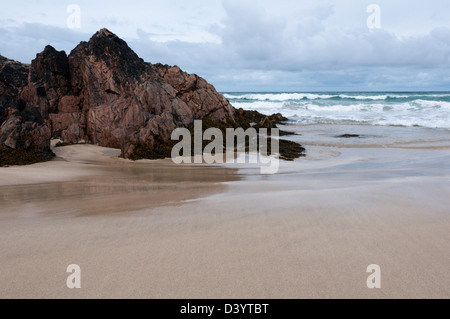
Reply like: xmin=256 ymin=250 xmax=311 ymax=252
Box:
xmin=1 ymin=125 xmax=449 ymax=299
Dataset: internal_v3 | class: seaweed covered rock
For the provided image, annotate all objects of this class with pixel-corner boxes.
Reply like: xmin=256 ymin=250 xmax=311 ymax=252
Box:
xmin=234 ymin=108 xmax=287 ymax=129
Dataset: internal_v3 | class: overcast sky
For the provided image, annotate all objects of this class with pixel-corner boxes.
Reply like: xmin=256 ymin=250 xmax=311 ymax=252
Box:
xmin=1 ymin=0 xmax=450 ymax=92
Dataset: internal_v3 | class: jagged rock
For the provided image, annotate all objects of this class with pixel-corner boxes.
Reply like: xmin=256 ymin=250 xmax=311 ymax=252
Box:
xmin=0 ymin=54 xmax=52 ymax=164
xmin=152 ymin=64 xmax=233 ymax=122
xmin=0 ymin=28 xmax=236 ymax=163
xmin=21 ymin=45 xmax=71 ymax=117
xmin=0 ymin=56 xmax=29 ymax=122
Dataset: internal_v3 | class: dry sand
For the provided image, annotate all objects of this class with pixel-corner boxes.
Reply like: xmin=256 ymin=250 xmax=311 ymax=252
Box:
xmin=0 ymin=129 xmax=449 ymax=298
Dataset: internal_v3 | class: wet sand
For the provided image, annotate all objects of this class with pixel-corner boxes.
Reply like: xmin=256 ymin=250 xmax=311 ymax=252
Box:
xmin=0 ymin=126 xmax=449 ymax=298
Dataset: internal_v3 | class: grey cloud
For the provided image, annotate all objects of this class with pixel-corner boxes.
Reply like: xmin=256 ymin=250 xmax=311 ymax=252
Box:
xmin=1 ymin=1 xmax=450 ymax=91
xmin=218 ymin=0 xmax=287 ymax=62
xmin=211 ymin=1 xmax=450 ymax=71
xmin=0 ymin=23 xmax=90 ymax=63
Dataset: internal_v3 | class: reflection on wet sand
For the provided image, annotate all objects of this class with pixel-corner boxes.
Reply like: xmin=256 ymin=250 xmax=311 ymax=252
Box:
xmin=0 ymin=145 xmax=240 ymax=217
xmin=0 ymin=133 xmax=449 ymax=298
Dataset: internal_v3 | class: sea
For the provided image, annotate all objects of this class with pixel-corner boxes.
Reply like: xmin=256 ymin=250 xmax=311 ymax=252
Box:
xmin=223 ymin=92 xmax=450 ymax=130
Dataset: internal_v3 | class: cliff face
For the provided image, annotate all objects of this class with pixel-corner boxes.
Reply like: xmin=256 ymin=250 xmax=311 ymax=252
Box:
xmin=0 ymin=28 xmax=235 ymax=162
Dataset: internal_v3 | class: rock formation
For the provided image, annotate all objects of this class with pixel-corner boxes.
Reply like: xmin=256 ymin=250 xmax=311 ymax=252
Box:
xmin=0 ymin=28 xmax=235 ymax=163
xmin=1 ymin=28 xmax=304 ymax=166
xmin=0 ymin=55 xmax=53 ymax=164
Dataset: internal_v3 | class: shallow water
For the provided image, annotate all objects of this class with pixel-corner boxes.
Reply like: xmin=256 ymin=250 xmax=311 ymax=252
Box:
xmin=285 ymin=123 xmax=450 ymax=149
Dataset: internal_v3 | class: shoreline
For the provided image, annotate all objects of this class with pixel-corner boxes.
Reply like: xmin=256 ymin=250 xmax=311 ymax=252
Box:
xmin=0 ymin=124 xmax=449 ymax=298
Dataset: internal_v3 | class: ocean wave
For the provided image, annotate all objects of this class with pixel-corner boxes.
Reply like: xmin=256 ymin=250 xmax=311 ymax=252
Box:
xmin=224 ymin=92 xmax=450 ymax=103
xmin=223 ymin=93 xmax=334 ymax=101
xmin=226 ymin=94 xmax=450 ymax=129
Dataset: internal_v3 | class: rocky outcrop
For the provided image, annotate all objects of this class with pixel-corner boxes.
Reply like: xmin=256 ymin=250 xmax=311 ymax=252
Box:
xmin=152 ymin=63 xmax=233 ymax=123
xmin=0 ymin=55 xmax=53 ymax=164
xmin=1 ymin=28 xmax=306 ymax=166
xmin=0 ymin=28 xmax=236 ymax=163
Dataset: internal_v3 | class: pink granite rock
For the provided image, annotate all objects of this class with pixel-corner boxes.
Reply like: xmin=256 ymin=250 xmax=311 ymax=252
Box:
xmin=0 ymin=28 xmax=236 ymax=162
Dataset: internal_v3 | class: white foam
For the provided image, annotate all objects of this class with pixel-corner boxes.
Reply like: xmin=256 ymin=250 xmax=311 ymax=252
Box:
xmin=224 ymin=93 xmax=334 ymax=101
xmin=224 ymin=92 xmax=450 ymax=102
xmin=227 ymin=93 xmax=450 ymax=129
